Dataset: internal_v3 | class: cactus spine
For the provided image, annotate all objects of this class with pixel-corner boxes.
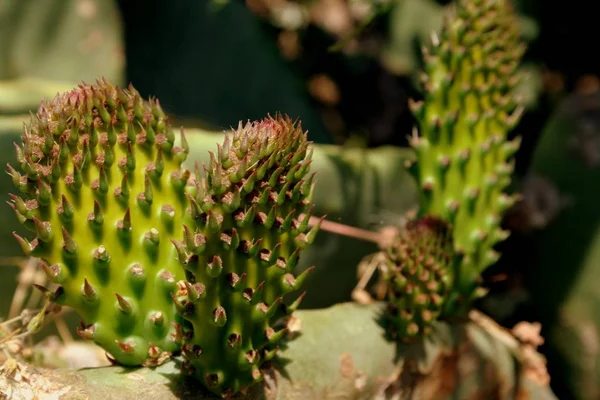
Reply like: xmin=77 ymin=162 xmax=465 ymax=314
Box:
xmin=8 ymin=80 xmax=189 ymax=366
xmin=173 ymin=115 xmax=320 ymax=397
xmin=404 ymin=0 xmax=526 ymax=316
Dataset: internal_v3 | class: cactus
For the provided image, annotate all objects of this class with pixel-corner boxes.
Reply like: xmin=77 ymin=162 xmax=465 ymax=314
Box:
xmin=404 ymin=0 xmax=526 ymax=316
xmin=7 ymin=79 xmax=189 ymax=366
xmin=380 ymin=216 xmax=458 ymax=341
xmin=172 ymin=115 xmax=320 ymax=396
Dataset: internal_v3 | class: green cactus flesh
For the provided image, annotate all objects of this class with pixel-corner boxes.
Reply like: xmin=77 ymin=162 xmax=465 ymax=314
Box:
xmin=7 ymin=79 xmax=189 ymax=366
xmin=382 ymin=216 xmax=457 ymax=341
xmin=406 ymin=0 xmax=525 ymax=315
xmin=171 ymin=115 xmax=320 ymax=396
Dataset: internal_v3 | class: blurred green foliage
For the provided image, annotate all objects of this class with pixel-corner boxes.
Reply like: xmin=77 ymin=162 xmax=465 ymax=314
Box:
xmin=0 ymin=0 xmax=123 ymax=85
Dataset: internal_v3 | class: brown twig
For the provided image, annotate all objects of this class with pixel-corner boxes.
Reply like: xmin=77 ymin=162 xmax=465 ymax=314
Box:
xmin=9 ymin=258 xmax=44 ymax=319
xmin=302 ymin=213 xmax=384 ymax=244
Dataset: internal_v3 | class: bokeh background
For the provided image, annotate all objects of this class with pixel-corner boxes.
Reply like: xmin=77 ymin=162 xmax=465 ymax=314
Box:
xmin=1 ymin=1 xmax=599 ymax=399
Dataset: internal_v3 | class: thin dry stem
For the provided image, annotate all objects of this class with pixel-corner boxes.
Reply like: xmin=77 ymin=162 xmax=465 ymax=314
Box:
xmin=303 ymin=213 xmax=385 ymax=244
xmin=53 ymin=316 xmax=73 ymax=344
xmin=9 ymin=258 xmax=45 ymax=319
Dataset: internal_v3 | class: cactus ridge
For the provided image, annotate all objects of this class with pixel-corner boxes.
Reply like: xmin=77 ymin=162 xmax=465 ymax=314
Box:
xmin=8 ymin=79 xmax=189 ymax=366
xmin=382 ymin=216 xmax=457 ymax=340
xmin=173 ymin=115 xmax=319 ymax=396
xmin=406 ymin=0 xmax=525 ymax=314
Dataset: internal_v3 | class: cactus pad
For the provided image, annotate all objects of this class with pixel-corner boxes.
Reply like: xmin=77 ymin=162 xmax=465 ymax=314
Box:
xmin=381 ymin=216 xmax=456 ymax=341
xmin=8 ymin=79 xmax=189 ymax=366
xmin=172 ymin=115 xmax=320 ymax=396
xmin=406 ymin=0 xmax=526 ymax=315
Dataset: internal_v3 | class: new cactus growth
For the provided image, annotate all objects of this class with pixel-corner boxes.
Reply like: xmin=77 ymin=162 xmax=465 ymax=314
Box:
xmin=381 ymin=216 xmax=457 ymax=341
xmin=172 ymin=115 xmax=320 ymax=397
xmin=7 ymin=79 xmax=189 ymax=366
xmin=405 ymin=0 xmax=526 ymax=316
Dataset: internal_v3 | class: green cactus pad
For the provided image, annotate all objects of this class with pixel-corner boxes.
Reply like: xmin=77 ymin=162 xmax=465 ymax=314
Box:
xmin=172 ymin=115 xmax=320 ymax=396
xmin=7 ymin=79 xmax=189 ymax=366
xmin=381 ymin=216 xmax=457 ymax=341
xmin=406 ymin=0 xmax=525 ymax=315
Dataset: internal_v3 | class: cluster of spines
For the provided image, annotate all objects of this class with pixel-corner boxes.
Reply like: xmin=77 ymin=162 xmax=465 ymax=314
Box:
xmin=7 ymin=79 xmax=190 ymax=366
xmin=382 ymin=216 xmax=457 ymax=341
xmin=169 ymin=115 xmax=321 ymax=396
xmin=404 ymin=0 xmax=525 ymax=315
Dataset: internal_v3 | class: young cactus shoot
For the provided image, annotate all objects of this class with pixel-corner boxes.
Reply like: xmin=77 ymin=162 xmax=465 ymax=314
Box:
xmin=8 ymin=79 xmax=189 ymax=366
xmin=405 ymin=0 xmax=526 ymax=316
xmin=172 ymin=115 xmax=321 ymax=396
xmin=381 ymin=216 xmax=458 ymax=341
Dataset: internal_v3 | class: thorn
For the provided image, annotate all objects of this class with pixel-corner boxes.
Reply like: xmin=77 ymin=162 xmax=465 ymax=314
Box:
xmin=262 ymin=347 xmax=278 ymax=362
xmin=207 ymin=255 xmax=223 ymax=278
xmin=117 ymin=208 xmax=132 ymax=233
xmin=152 ymin=147 xmax=165 ymax=178
xmin=12 ymin=232 xmax=32 ymax=256
xmin=268 ymin=243 xmax=282 ymax=265
xmin=61 ymin=227 xmax=78 ymax=254
xmin=240 ymin=205 xmax=257 ymax=228
xmin=41 ymin=261 xmax=66 ymax=283
xmin=265 ymin=327 xmax=288 ymax=345
xmin=115 ymin=293 xmax=134 ymax=314
xmin=213 ymin=306 xmax=227 ymax=327
xmin=33 ymin=217 xmax=53 ymax=242
xmin=281 ymin=210 xmax=296 ymax=233
xmin=265 ymin=298 xmax=282 ymax=320
xmin=114 ymin=172 xmax=130 ymax=201
xmin=94 ymin=166 xmax=109 ymax=195
xmin=36 ymin=179 xmax=52 ymax=206
xmin=170 ymin=169 xmax=191 ymax=192
xmin=223 ymin=186 xmax=241 ymax=213
xmin=300 ymin=216 xmax=323 ymax=247
xmin=82 ymin=278 xmax=98 ymax=302
xmin=268 ymin=167 xmax=284 ymax=187
xmin=125 ymin=142 xmax=136 ymax=170
xmin=180 ymin=127 xmax=189 ymax=155
xmin=182 ymin=344 xmax=202 ymax=360
xmin=186 ymin=194 xmax=202 ymax=220
xmin=257 ymin=187 xmax=271 ymax=206
xmin=261 ymin=207 xmax=275 ymax=230
xmin=32 ymin=284 xmax=52 ymax=296
xmin=248 ymin=238 xmax=263 ymax=258
xmin=292 ymin=266 xmax=315 ymax=291
xmin=285 ymin=247 xmax=301 ymax=272
xmin=230 ymin=228 xmax=240 ymax=251
xmin=206 ymin=210 xmax=222 ymax=233
xmin=241 ymin=170 xmax=257 ymax=194
xmin=185 ymin=281 xmax=206 ymax=302
xmin=285 ymin=292 xmax=307 ymax=314
xmin=116 ymin=340 xmax=135 ymax=354
xmin=76 ymin=322 xmax=95 ymax=340
xmin=227 ymin=272 xmax=247 ymax=291
xmin=169 ymin=238 xmax=188 ymax=263
xmin=138 ymin=172 xmax=153 ymax=205
xmin=88 ymin=199 xmax=104 ymax=225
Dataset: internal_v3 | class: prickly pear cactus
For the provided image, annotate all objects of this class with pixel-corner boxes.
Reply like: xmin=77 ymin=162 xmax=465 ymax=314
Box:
xmin=7 ymin=79 xmax=188 ymax=366
xmin=381 ymin=216 xmax=457 ymax=341
xmin=405 ymin=0 xmax=525 ymax=316
xmin=171 ymin=115 xmax=320 ymax=396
